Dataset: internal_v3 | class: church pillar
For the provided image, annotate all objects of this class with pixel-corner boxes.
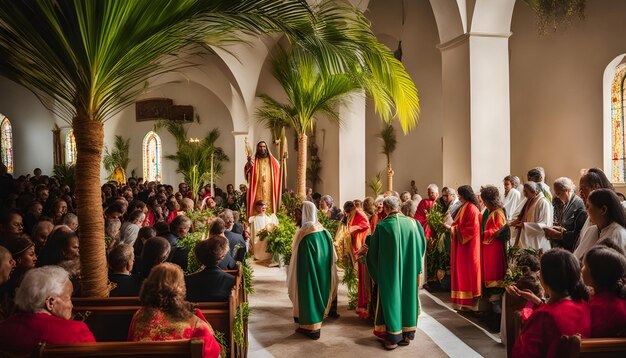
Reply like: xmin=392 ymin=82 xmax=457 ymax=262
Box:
xmin=439 ymin=32 xmax=511 ymax=189
xmin=232 ymin=131 xmax=249 ymax=187
xmin=338 ymin=93 xmax=366 ymax=206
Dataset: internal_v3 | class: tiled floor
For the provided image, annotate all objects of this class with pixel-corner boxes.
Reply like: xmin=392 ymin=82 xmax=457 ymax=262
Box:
xmin=248 ymin=262 xmax=505 ymax=357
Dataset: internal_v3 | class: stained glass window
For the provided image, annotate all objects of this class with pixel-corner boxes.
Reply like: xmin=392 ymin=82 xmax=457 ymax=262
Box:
xmin=611 ymin=64 xmax=626 ymax=182
xmin=143 ymin=131 xmax=161 ymax=182
xmin=65 ymin=130 xmax=77 ymax=165
xmin=0 ymin=115 xmax=13 ymax=173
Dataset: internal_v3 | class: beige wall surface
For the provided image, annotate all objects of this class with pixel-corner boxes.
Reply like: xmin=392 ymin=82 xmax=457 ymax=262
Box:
xmin=366 ymin=0 xmax=443 ymax=196
xmin=509 ymin=0 xmax=626 ymax=185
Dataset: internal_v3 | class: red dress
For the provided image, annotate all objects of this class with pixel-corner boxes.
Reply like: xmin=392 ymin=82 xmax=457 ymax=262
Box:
xmin=414 ymin=199 xmax=435 ymax=238
xmin=0 ymin=312 xmax=95 ymax=355
xmin=512 ymin=299 xmax=590 ymax=358
xmin=450 ymin=202 xmax=482 ymax=309
xmin=349 ymin=210 xmax=371 ymax=319
xmin=128 ymin=308 xmax=220 ymax=358
xmin=482 ymin=208 xmax=506 ymax=288
xmin=589 ymin=291 xmax=626 ymax=337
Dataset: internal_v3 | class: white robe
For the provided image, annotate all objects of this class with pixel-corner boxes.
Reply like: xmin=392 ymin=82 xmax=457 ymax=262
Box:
xmin=249 ymin=213 xmax=279 ymax=261
xmin=502 ymin=189 xmax=522 ymax=221
xmin=517 ymin=194 xmax=553 ymax=251
xmin=575 ymin=220 xmax=626 ymax=259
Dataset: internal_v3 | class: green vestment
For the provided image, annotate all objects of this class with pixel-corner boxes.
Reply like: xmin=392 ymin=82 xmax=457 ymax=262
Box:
xmin=365 ymin=213 xmax=426 ymax=343
xmin=295 ymin=225 xmax=335 ymax=330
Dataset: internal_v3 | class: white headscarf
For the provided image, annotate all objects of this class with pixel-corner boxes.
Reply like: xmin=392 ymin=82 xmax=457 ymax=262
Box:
xmin=301 ymin=201 xmax=318 ymax=230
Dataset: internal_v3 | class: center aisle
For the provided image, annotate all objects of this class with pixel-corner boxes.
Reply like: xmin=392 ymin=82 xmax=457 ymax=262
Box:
xmin=247 ymin=262 xmax=505 ymax=358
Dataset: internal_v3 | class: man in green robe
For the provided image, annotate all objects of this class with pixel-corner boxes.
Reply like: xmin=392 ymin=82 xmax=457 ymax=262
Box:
xmin=359 ymin=196 xmax=426 ymax=350
xmin=287 ymin=201 xmax=338 ymax=340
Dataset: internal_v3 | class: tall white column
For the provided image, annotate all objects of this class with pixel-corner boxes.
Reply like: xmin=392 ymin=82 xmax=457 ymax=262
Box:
xmin=232 ymin=131 xmax=249 ymax=187
xmin=439 ymin=32 xmax=511 ymax=189
xmin=338 ymin=93 xmax=366 ymax=206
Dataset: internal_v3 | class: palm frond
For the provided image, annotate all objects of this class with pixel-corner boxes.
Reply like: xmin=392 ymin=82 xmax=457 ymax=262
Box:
xmin=0 ymin=0 xmax=313 ymax=124
xmin=377 ymin=124 xmax=397 ymax=165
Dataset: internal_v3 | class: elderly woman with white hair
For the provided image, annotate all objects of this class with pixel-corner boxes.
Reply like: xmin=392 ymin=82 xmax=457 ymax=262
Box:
xmin=0 ymin=266 xmax=95 ymax=354
xmin=511 ymin=182 xmax=553 ymax=251
xmin=319 ymin=195 xmax=342 ymax=221
xmin=287 ymin=201 xmax=338 ymax=340
xmin=543 ymin=177 xmax=587 ymax=252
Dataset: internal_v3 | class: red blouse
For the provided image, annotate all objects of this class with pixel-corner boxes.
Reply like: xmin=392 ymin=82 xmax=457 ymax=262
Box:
xmin=512 ymin=299 xmax=590 ymax=358
xmin=0 ymin=312 xmax=95 ymax=355
xmin=589 ymin=290 xmax=626 ymax=337
xmin=128 ymin=307 xmax=220 ymax=358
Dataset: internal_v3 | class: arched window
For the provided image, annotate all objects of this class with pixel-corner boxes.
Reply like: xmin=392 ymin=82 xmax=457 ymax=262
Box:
xmin=65 ymin=130 xmax=77 ymax=165
xmin=143 ymin=131 xmax=161 ymax=182
xmin=0 ymin=115 xmax=13 ymax=173
xmin=611 ymin=63 xmax=626 ymax=182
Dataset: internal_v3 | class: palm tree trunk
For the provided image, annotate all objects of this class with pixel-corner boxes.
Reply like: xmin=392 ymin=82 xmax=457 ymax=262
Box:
xmin=387 ymin=163 xmax=394 ymax=192
xmin=297 ymin=133 xmax=308 ymax=199
xmin=73 ymin=116 xmax=109 ymax=297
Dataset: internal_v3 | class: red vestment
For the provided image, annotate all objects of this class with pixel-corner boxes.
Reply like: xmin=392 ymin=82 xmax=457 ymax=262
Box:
xmin=450 ymin=202 xmax=482 ymax=309
xmin=0 ymin=312 xmax=95 ymax=355
xmin=414 ymin=199 xmax=435 ymax=238
xmin=349 ymin=210 xmax=371 ymax=318
xmin=482 ymin=208 xmax=506 ymax=288
xmin=512 ymin=299 xmax=590 ymax=358
xmin=244 ymin=154 xmax=281 ymax=219
xmin=128 ymin=308 xmax=220 ymax=358
xmin=589 ymin=291 xmax=626 ymax=337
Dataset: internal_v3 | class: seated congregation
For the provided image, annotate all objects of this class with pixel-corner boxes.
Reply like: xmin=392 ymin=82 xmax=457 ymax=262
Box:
xmin=0 ymin=174 xmax=247 ymax=358
xmin=1 ymin=165 xmax=626 ymax=357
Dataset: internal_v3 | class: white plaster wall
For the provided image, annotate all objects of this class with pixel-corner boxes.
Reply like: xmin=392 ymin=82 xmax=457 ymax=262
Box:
xmin=367 ymin=0 xmax=443 ymax=196
xmin=509 ymin=0 xmax=626 ymax=184
xmin=0 ymin=76 xmax=56 ymax=176
xmin=104 ymin=81 xmax=235 ymax=187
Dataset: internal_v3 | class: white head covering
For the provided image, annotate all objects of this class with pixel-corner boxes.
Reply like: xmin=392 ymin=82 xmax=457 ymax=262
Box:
xmin=301 ymin=201 xmax=318 ymax=227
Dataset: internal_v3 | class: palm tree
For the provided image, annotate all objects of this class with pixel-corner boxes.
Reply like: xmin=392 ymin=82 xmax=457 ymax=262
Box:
xmin=257 ymin=2 xmax=420 ymax=198
xmin=0 ymin=0 xmax=312 ymax=297
xmin=102 ymin=135 xmax=131 ymax=181
xmin=156 ymin=121 xmax=228 ymax=203
xmin=377 ymin=124 xmax=397 ymax=192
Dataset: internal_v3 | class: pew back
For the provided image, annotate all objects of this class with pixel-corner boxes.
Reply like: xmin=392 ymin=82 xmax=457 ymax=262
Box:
xmin=557 ymin=335 xmax=626 ymax=358
xmin=34 ymin=339 xmax=204 ymax=358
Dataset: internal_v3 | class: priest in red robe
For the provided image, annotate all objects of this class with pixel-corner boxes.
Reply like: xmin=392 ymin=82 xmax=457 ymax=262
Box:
xmin=344 ymin=200 xmax=371 ymax=319
xmin=446 ymin=185 xmax=482 ymax=310
xmin=414 ymin=184 xmax=439 ymax=238
xmin=245 ymin=141 xmax=281 ymax=219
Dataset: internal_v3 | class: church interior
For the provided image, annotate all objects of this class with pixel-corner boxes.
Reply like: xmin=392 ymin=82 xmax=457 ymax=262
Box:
xmin=1 ymin=0 xmax=626 ymax=357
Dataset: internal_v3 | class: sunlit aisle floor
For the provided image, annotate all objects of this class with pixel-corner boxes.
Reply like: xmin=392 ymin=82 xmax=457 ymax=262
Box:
xmin=247 ymin=262 xmax=506 ymax=358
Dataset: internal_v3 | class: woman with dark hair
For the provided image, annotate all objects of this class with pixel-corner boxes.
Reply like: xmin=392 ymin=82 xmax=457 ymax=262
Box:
xmin=0 ymin=210 xmax=23 ymax=245
xmin=138 ymin=236 xmax=170 ymax=279
xmin=480 ymin=186 xmax=506 ymax=290
xmin=512 ymin=248 xmax=590 ymax=358
xmin=584 ymin=189 xmax=626 ymax=253
xmin=185 ymin=235 xmax=235 ymax=302
xmin=574 ymin=168 xmax=615 ymax=258
xmin=38 ymin=230 xmax=80 ymax=279
xmin=582 ymin=245 xmax=626 ymax=337
xmin=128 ymin=263 xmax=220 ymax=358
xmin=445 ymin=185 xmax=482 ymax=310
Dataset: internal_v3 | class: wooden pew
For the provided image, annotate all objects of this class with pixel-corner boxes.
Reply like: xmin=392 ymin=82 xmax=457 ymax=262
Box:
xmin=33 ymin=338 xmax=203 ymax=358
xmin=71 ymin=266 xmax=246 ymax=357
xmin=556 ymin=335 xmax=626 ymax=358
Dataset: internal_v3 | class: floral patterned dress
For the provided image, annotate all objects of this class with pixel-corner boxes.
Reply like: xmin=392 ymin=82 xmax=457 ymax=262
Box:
xmin=128 ymin=307 xmax=221 ymax=358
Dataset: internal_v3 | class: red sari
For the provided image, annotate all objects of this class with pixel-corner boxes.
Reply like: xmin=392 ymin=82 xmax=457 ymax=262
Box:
xmin=482 ymin=208 xmax=506 ymax=288
xmin=512 ymin=299 xmax=589 ymax=358
xmin=349 ymin=210 xmax=371 ymax=318
xmin=414 ymin=199 xmax=435 ymax=238
xmin=128 ymin=308 xmax=221 ymax=358
xmin=450 ymin=202 xmax=482 ymax=309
